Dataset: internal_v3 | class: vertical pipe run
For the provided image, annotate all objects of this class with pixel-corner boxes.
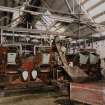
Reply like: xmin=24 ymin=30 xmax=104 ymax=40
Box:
xmin=73 ymin=0 xmax=75 ymax=14
xmin=1 ymin=29 xmax=3 ymax=44
xmin=91 ymin=32 xmax=93 ymax=49
xmin=13 ymin=29 xmax=15 ymax=44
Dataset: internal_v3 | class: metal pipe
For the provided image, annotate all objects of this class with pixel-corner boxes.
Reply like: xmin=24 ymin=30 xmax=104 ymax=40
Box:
xmin=1 ymin=29 xmax=3 ymax=44
xmin=64 ymin=0 xmax=73 ymax=13
xmin=0 ymin=26 xmax=75 ymax=37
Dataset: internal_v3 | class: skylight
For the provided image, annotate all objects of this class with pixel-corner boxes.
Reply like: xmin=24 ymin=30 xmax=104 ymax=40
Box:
xmin=83 ymin=0 xmax=101 ymax=10
xmin=94 ymin=14 xmax=105 ymax=23
xmin=42 ymin=10 xmax=55 ymax=27
xmin=88 ymin=2 xmax=105 ymax=17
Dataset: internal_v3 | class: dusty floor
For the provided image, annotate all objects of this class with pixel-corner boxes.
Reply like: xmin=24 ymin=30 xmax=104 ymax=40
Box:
xmin=0 ymin=92 xmax=71 ymax=105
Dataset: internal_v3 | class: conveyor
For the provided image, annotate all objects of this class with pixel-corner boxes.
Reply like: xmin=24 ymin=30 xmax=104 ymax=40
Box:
xmin=56 ymin=43 xmax=88 ymax=82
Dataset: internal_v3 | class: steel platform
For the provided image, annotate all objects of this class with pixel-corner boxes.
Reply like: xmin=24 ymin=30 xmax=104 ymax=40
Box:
xmin=70 ymin=80 xmax=105 ymax=105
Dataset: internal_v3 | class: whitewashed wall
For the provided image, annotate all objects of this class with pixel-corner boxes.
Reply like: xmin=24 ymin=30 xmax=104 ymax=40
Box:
xmin=86 ymin=40 xmax=105 ymax=59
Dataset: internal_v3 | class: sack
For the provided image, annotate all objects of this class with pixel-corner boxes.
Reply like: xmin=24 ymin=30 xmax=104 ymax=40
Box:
xmin=79 ymin=53 xmax=89 ymax=64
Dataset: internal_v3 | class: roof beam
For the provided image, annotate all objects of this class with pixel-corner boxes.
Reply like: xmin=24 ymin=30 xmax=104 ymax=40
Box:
xmin=0 ymin=6 xmax=75 ymax=23
xmin=80 ymin=0 xmax=89 ymax=5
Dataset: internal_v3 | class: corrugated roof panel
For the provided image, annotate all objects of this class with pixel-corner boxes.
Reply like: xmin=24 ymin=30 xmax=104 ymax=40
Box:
xmin=83 ymin=0 xmax=101 ymax=10
xmin=94 ymin=14 xmax=105 ymax=23
xmin=88 ymin=2 xmax=105 ymax=17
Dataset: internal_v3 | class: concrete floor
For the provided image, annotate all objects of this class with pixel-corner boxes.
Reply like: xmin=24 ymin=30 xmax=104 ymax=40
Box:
xmin=0 ymin=93 xmax=71 ymax=105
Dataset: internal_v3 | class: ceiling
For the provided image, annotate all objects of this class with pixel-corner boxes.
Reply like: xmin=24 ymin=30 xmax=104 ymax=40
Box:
xmin=0 ymin=0 xmax=105 ymax=43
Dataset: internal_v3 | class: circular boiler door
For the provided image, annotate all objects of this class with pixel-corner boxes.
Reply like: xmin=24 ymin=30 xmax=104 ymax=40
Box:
xmin=31 ymin=70 xmax=37 ymax=80
xmin=22 ymin=71 xmax=29 ymax=81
